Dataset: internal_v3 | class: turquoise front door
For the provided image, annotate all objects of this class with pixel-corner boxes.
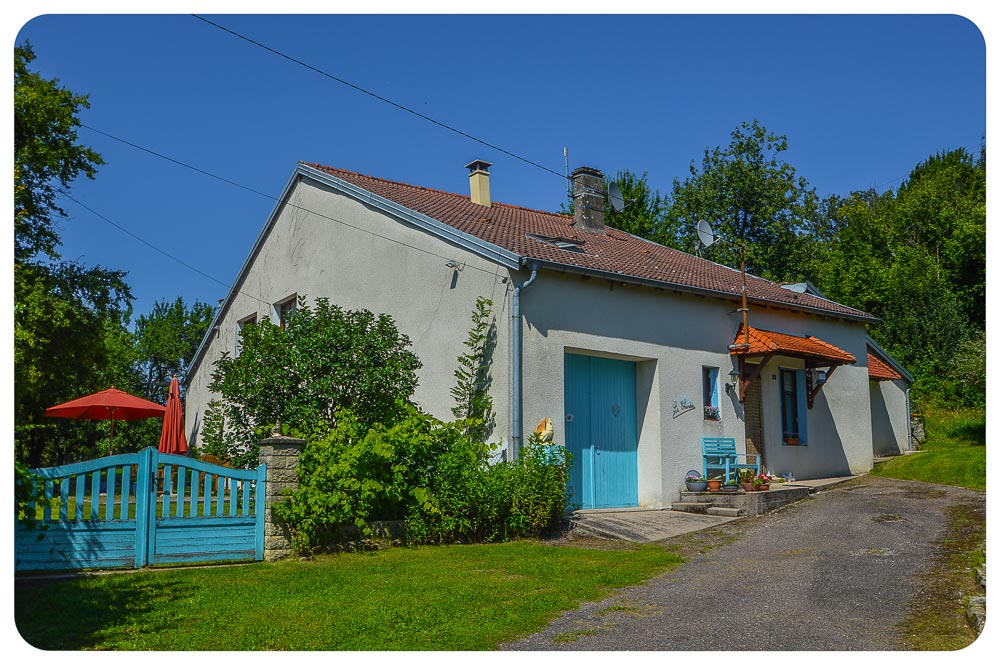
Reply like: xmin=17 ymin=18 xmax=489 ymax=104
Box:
xmin=564 ymin=353 xmax=638 ymax=509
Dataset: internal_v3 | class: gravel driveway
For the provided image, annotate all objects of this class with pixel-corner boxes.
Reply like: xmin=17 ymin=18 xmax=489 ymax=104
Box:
xmin=505 ymin=476 xmax=982 ymax=651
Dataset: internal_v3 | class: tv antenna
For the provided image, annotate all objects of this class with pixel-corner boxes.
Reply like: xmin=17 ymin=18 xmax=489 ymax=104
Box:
xmin=608 ymin=181 xmax=626 ymax=212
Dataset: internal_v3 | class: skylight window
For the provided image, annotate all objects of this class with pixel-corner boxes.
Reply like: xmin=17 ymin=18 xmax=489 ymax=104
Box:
xmin=525 ymin=233 xmax=584 ymax=252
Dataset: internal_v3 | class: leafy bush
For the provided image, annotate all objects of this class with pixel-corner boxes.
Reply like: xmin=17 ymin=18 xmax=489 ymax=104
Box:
xmin=273 ymin=407 xmax=572 ymax=553
xmin=405 ymin=433 xmax=572 ymax=545
xmin=272 ymin=404 xmax=474 ymax=551
xmin=208 ymin=298 xmax=421 ymax=466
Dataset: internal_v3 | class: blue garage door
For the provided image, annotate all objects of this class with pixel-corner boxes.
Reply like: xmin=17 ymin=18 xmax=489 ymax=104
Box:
xmin=564 ymin=353 xmax=638 ymax=509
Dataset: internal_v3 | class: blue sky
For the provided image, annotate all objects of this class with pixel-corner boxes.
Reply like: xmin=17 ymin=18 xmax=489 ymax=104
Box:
xmin=14 ymin=13 xmax=986 ymax=319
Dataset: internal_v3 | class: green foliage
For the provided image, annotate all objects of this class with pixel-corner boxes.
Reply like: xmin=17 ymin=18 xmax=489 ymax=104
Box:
xmin=273 ymin=407 xmax=571 ymax=552
xmin=132 ymin=297 xmax=214 ymax=403
xmin=14 ymin=460 xmax=45 ymax=529
xmin=662 ymin=119 xmax=822 ymax=283
xmin=273 ymin=404 xmax=476 ymax=550
xmin=14 ymin=261 xmax=133 ymax=466
xmin=450 ymin=297 xmax=497 ymax=444
xmin=816 ymin=146 xmax=985 ymax=406
xmin=405 ymin=432 xmax=571 ymax=545
xmin=604 ymin=170 xmax=666 ymax=241
xmin=209 ymin=298 xmax=422 ymax=465
xmin=870 ymin=404 xmax=984 ymax=491
xmin=15 ymin=42 xmax=104 ymax=263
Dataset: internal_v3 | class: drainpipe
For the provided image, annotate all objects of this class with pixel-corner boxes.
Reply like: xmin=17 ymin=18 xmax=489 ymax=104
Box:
xmin=905 ymin=386 xmax=913 ymax=452
xmin=512 ymin=262 xmax=539 ymax=459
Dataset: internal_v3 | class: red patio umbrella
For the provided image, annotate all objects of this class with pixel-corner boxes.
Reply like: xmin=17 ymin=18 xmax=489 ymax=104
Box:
xmin=158 ymin=376 xmax=188 ymax=455
xmin=44 ymin=387 xmax=166 ymax=455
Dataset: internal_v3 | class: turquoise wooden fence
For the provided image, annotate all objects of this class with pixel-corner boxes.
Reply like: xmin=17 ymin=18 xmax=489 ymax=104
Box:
xmin=15 ymin=447 xmax=266 ymax=572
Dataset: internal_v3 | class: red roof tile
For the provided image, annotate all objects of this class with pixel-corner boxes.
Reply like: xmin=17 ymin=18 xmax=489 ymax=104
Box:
xmin=305 ymin=163 xmax=874 ymax=321
xmin=867 ymin=348 xmax=903 ymax=381
xmin=730 ymin=323 xmax=857 ymax=364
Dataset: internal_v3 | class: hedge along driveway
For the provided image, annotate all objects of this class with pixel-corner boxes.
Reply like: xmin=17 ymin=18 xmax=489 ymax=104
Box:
xmin=15 ymin=540 xmax=684 ymax=650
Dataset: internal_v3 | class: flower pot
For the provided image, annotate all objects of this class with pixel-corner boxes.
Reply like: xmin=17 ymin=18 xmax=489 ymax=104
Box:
xmin=784 ymin=438 xmax=800 ymax=446
xmin=756 ymin=484 xmax=770 ymax=492
xmin=741 ymin=482 xmax=754 ymax=492
xmin=706 ymin=479 xmax=723 ymax=492
xmin=685 ymin=481 xmax=709 ymax=492
xmin=721 ymin=484 xmax=739 ymax=493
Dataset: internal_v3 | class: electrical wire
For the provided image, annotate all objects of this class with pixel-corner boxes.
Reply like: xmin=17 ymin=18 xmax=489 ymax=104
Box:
xmin=77 ymin=124 xmax=505 ymax=280
xmin=190 ymin=14 xmax=568 ymax=182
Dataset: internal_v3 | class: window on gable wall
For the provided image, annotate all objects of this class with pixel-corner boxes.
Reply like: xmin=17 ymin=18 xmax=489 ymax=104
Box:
xmin=702 ymin=367 xmax=720 ymax=420
xmin=779 ymin=368 xmax=809 ymax=445
xmin=273 ymin=295 xmax=297 ymax=331
xmin=236 ymin=314 xmax=257 ymax=357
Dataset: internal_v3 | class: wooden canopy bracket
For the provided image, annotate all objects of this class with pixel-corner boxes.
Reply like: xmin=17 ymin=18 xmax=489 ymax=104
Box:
xmin=738 ymin=352 xmax=774 ymax=402
xmin=806 ymin=364 xmax=838 ymax=408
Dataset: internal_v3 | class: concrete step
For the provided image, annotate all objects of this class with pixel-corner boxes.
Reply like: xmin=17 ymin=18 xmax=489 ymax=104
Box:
xmin=671 ymin=501 xmax=712 ymax=514
xmin=706 ymin=506 xmax=744 ymax=517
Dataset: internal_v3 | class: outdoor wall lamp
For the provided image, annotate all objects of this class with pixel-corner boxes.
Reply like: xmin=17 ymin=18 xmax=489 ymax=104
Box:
xmin=725 ymin=368 xmax=741 ymax=394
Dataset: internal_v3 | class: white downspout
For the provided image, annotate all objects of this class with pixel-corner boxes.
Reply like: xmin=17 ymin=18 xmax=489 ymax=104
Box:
xmin=511 ymin=262 xmax=539 ymax=459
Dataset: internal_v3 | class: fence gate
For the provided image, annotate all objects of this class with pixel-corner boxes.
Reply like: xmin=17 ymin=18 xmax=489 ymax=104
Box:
xmin=15 ymin=447 xmax=266 ymax=572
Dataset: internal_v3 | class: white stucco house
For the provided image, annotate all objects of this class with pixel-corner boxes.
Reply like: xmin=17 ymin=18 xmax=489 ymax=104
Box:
xmin=185 ymin=160 xmax=912 ymax=509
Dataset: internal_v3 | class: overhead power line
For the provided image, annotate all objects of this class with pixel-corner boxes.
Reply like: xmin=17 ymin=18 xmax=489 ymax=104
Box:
xmin=190 ymin=14 xmax=568 ymax=182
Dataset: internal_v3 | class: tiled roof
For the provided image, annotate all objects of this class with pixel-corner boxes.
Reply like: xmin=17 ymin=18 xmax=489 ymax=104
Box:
xmin=305 ymin=163 xmax=874 ymax=321
xmin=730 ymin=323 xmax=857 ymax=364
xmin=867 ymin=347 xmax=903 ymax=381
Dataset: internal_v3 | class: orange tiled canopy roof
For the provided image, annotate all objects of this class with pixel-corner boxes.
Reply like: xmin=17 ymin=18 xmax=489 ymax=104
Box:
xmin=305 ymin=163 xmax=874 ymax=321
xmin=730 ymin=323 xmax=857 ymax=364
xmin=867 ymin=348 xmax=903 ymax=381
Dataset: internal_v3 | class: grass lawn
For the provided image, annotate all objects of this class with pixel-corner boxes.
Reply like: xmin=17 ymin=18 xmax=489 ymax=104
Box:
xmin=869 ymin=403 xmax=985 ymax=490
xmin=15 ymin=539 xmax=684 ymax=650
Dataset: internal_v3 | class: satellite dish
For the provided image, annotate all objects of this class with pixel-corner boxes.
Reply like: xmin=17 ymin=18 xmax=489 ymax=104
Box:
xmin=608 ymin=181 xmax=625 ymax=212
xmin=697 ymin=220 xmax=716 ymax=248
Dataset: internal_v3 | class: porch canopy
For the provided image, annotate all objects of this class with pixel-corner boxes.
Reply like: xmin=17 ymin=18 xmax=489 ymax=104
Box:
xmin=728 ymin=323 xmax=857 ymax=405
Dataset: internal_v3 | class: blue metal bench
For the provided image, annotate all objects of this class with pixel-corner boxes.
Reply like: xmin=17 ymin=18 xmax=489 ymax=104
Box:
xmin=702 ymin=437 xmax=760 ymax=484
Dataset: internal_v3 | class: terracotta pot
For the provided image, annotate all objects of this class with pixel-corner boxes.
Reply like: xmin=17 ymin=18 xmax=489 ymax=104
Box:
xmin=741 ymin=482 xmax=754 ymax=492
xmin=706 ymin=479 xmax=722 ymax=492
xmin=757 ymin=484 xmax=770 ymax=492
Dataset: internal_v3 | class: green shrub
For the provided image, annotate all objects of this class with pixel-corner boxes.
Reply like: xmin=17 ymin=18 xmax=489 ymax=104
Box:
xmin=273 ymin=406 xmax=572 ymax=553
xmin=405 ymin=433 xmax=572 ymax=545
xmin=272 ymin=404 xmax=473 ymax=552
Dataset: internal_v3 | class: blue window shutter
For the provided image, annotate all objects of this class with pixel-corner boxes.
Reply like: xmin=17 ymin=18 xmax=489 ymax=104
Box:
xmin=710 ymin=368 xmax=719 ymax=408
xmin=795 ymin=369 xmax=809 ymax=444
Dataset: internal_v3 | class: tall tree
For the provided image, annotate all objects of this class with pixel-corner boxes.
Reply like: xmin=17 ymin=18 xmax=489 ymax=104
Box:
xmin=14 ymin=43 xmax=133 ymax=466
xmin=662 ymin=120 xmax=821 ymax=283
xmin=133 ymin=298 xmax=215 ymax=403
xmin=210 ymin=298 xmax=422 ymax=465
xmin=603 ymin=170 xmax=666 ymax=241
xmin=14 ymin=42 xmax=104 ymax=262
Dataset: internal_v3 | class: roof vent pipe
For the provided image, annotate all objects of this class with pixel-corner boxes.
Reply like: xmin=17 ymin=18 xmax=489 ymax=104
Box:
xmin=466 ymin=160 xmax=492 ymax=207
xmin=572 ymin=166 xmax=606 ymax=233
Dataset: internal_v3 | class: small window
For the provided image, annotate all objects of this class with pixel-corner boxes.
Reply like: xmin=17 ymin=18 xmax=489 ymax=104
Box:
xmin=273 ymin=295 xmax=297 ymax=331
xmin=702 ymin=367 xmax=720 ymax=420
xmin=235 ymin=314 xmax=257 ymax=357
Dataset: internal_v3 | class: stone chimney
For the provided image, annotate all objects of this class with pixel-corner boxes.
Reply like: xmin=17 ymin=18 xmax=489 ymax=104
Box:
xmin=572 ymin=166 xmax=605 ymax=233
xmin=466 ymin=159 xmax=492 ymax=207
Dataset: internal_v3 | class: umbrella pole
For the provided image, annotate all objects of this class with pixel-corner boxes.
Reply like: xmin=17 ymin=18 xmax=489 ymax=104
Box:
xmin=109 ymin=408 xmax=115 ymax=456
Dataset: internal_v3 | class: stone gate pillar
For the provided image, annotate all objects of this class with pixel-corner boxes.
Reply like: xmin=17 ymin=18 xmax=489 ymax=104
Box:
xmin=258 ymin=435 xmax=305 ymax=562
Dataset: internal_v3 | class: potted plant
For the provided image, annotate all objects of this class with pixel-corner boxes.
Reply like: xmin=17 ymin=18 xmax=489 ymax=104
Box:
xmin=706 ymin=476 xmax=723 ymax=492
xmin=752 ymin=474 xmax=770 ymax=492
xmin=684 ymin=470 xmax=708 ymax=492
xmin=704 ymin=405 xmax=720 ymax=420
xmin=737 ymin=468 xmax=755 ymax=492
xmin=721 ymin=479 xmax=739 ymax=493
